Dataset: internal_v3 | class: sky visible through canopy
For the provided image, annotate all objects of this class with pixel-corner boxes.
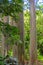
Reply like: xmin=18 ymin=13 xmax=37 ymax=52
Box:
xmin=8 ymin=0 xmax=43 ymax=5
xmin=24 ymin=0 xmax=43 ymax=5
xmin=24 ymin=0 xmax=43 ymax=10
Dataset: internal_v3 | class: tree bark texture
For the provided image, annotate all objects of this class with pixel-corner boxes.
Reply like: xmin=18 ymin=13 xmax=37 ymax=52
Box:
xmin=29 ymin=0 xmax=37 ymax=65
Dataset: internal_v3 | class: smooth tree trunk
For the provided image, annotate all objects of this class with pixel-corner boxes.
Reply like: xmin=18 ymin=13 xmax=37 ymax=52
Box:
xmin=18 ymin=12 xmax=25 ymax=65
xmin=29 ymin=0 xmax=37 ymax=65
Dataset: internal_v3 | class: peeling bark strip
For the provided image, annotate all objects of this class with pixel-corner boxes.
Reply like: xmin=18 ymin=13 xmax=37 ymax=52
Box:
xmin=29 ymin=0 xmax=37 ymax=65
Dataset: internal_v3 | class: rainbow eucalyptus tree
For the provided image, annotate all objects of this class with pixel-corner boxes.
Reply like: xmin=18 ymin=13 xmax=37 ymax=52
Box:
xmin=29 ymin=0 xmax=37 ymax=65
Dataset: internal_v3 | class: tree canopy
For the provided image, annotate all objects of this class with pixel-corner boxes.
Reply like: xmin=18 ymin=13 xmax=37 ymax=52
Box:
xmin=0 ymin=0 xmax=23 ymax=20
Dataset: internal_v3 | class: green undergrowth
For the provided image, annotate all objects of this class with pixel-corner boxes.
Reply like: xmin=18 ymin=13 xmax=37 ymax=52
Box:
xmin=38 ymin=55 xmax=43 ymax=61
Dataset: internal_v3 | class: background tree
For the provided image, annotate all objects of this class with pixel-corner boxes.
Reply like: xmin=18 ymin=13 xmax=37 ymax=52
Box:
xmin=0 ymin=0 xmax=23 ymax=56
xmin=17 ymin=12 xmax=25 ymax=65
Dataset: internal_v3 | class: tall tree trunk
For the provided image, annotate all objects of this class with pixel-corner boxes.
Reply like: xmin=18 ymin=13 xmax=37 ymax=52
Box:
xmin=3 ymin=16 xmax=9 ymax=55
xmin=6 ymin=16 xmax=10 ymax=55
xmin=29 ymin=0 xmax=37 ymax=65
xmin=18 ymin=12 xmax=25 ymax=65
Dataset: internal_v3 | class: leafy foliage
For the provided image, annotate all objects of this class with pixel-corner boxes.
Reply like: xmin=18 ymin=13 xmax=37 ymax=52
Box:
xmin=36 ymin=10 xmax=43 ymax=55
xmin=0 ymin=0 xmax=23 ymax=45
xmin=24 ymin=10 xmax=30 ymax=60
xmin=0 ymin=0 xmax=23 ymax=21
xmin=0 ymin=21 xmax=19 ymax=45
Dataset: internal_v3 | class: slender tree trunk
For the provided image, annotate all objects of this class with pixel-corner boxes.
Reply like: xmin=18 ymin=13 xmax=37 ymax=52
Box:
xmin=18 ymin=12 xmax=25 ymax=65
xmin=3 ymin=16 xmax=9 ymax=55
xmin=6 ymin=16 xmax=10 ymax=55
xmin=29 ymin=0 xmax=37 ymax=65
